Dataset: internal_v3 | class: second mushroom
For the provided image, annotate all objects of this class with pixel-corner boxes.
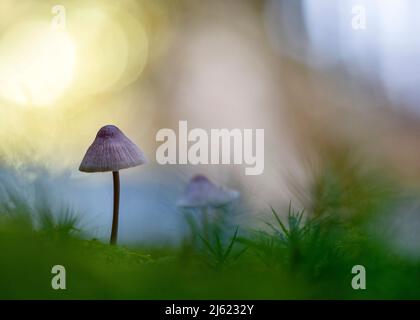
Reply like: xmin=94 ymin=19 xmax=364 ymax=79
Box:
xmin=177 ymin=175 xmax=240 ymax=241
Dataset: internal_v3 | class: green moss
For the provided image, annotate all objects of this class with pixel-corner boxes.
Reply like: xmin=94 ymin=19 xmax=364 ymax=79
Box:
xmin=0 ymin=159 xmax=419 ymax=299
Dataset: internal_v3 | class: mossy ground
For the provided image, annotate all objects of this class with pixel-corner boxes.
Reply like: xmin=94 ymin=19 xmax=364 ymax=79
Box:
xmin=1 ymin=159 xmax=420 ymax=299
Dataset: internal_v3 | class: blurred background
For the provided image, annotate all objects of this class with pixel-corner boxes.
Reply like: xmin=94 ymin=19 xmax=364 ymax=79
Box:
xmin=1 ymin=0 xmax=420 ymax=248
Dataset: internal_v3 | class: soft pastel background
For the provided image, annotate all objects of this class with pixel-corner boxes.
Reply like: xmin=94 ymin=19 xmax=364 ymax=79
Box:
xmin=2 ymin=0 xmax=420 ymax=244
xmin=2 ymin=0 xmax=420 ymax=299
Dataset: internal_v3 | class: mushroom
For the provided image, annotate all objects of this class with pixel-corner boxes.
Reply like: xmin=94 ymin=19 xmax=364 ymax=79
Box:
xmin=177 ymin=175 xmax=239 ymax=240
xmin=79 ymin=125 xmax=147 ymax=245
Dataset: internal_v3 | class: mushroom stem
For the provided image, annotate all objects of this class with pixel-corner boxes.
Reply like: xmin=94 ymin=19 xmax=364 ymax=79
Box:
xmin=202 ymin=207 xmax=209 ymax=241
xmin=110 ymin=171 xmax=120 ymax=245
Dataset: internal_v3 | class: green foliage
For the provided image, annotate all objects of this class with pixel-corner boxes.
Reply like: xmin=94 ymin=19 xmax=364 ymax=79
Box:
xmin=198 ymin=226 xmax=247 ymax=269
xmin=1 ymin=159 xmax=420 ymax=299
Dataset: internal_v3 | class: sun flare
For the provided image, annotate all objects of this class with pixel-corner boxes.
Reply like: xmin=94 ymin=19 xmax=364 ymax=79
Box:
xmin=0 ymin=21 xmax=76 ymax=107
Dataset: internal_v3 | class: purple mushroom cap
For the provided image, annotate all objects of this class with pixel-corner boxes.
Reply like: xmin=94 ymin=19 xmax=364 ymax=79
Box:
xmin=177 ymin=175 xmax=240 ymax=208
xmin=79 ymin=125 xmax=147 ymax=172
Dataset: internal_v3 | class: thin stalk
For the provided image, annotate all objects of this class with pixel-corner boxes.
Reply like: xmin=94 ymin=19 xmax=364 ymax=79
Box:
xmin=110 ymin=171 xmax=120 ymax=245
xmin=202 ymin=206 xmax=209 ymax=242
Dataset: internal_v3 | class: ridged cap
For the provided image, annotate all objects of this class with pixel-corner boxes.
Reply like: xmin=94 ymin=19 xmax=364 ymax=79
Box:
xmin=79 ymin=125 xmax=147 ymax=172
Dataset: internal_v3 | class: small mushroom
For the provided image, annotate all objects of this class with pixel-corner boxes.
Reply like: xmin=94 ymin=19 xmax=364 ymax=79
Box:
xmin=177 ymin=175 xmax=239 ymax=208
xmin=79 ymin=125 xmax=147 ymax=245
xmin=177 ymin=175 xmax=239 ymax=240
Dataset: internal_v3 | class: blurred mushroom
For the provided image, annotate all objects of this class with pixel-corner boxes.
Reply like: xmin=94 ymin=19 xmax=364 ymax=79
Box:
xmin=177 ymin=175 xmax=239 ymax=208
xmin=177 ymin=175 xmax=239 ymax=240
xmin=79 ymin=125 xmax=147 ymax=245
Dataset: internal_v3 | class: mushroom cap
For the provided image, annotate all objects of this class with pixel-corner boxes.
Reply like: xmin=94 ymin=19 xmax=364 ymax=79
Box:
xmin=79 ymin=125 xmax=147 ymax=172
xmin=177 ymin=175 xmax=239 ymax=208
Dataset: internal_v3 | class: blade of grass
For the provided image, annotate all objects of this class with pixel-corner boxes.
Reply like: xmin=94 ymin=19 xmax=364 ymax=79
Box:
xmin=270 ymin=206 xmax=289 ymax=237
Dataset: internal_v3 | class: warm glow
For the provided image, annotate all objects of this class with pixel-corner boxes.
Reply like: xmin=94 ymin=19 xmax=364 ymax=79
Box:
xmin=0 ymin=1 xmax=152 ymax=170
xmin=0 ymin=22 xmax=76 ymax=107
